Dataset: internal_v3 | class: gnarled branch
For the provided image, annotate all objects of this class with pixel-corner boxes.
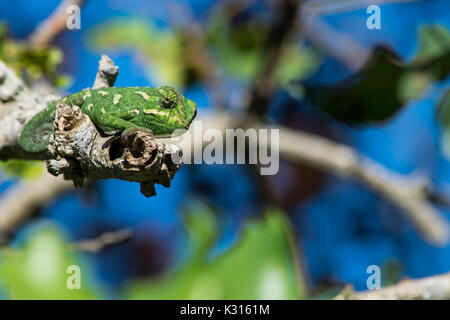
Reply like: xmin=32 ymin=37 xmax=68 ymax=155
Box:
xmin=0 ymin=55 xmax=183 ymax=197
xmin=335 ymin=272 xmax=450 ymax=300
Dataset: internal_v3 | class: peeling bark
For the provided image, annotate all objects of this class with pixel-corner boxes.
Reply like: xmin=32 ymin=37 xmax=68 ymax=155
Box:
xmin=47 ymin=101 xmax=181 ymax=196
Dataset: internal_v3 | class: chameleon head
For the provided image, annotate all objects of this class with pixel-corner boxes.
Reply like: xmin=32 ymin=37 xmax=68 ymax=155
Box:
xmin=154 ymin=86 xmax=197 ymax=131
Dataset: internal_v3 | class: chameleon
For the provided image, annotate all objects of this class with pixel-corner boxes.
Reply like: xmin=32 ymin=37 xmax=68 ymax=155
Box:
xmin=19 ymin=86 xmax=197 ymax=153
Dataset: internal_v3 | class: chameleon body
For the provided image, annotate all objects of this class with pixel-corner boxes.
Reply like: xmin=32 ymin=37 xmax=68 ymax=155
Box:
xmin=19 ymin=86 xmax=197 ymax=153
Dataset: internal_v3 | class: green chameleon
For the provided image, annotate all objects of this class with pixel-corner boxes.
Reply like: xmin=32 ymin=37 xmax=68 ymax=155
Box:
xmin=19 ymin=86 xmax=197 ymax=153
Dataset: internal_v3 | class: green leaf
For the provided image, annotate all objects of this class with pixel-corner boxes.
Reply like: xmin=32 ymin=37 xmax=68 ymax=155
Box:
xmin=207 ymin=13 xmax=267 ymax=81
xmin=276 ymin=43 xmax=319 ymax=86
xmin=86 ymin=19 xmax=185 ymax=87
xmin=304 ymin=24 xmax=450 ymax=125
xmin=411 ymin=24 xmax=450 ymax=64
xmin=207 ymin=13 xmax=318 ymax=85
xmin=437 ymin=89 xmax=450 ymax=159
xmin=0 ymin=159 xmax=44 ymax=180
xmin=305 ymin=46 xmax=406 ymax=124
xmin=125 ymin=206 xmax=306 ymax=300
xmin=0 ymin=23 xmax=69 ymax=87
xmin=0 ymin=225 xmax=100 ymax=299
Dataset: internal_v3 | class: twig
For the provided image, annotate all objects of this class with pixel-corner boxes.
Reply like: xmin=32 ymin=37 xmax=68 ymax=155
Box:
xmin=92 ymin=55 xmax=119 ymax=89
xmin=300 ymin=12 xmax=370 ymax=71
xmin=300 ymin=0 xmax=427 ymax=71
xmin=335 ymin=272 xmax=450 ymax=299
xmin=69 ymin=228 xmax=133 ymax=253
xmin=28 ymin=0 xmax=88 ymax=47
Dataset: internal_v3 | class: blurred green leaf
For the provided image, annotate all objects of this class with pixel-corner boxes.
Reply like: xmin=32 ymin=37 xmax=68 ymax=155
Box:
xmin=86 ymin=19 xmax=185 ymax=87
xmin=304 ymin=24 xmax=450 ymax=125
xmin=0 ymin=225 xmax=99 ymax=299
xmin=437 ymin=89 xmax=450 ymax=159
xmin=208 ymin=13 xmax=318 ymax=86
xmin=276 ymin=43 xmax=319 ymax=98
xmin=0 ymin=22 xmax=70 ymax=87
xmin=398 ymin=71 xmax=431 ymax=102
xmin=207 ymin=13 xmax=266 ymax=81
xmin=0 ymin=159 xmax=44 ymax=180
xmin=304 ymin=46 xmax=405 ymax=124
xmin=400 ymin=24 xmax=450 ymax=101
xmin=276 ymin=44 xmax=318 ymax=86
xmin=125 ymin=206 xmax=305 ymax=300
xmin=412 ymin=24 xmax=450 ymax=65
xmin=381 ymin=258 xmax=403 ymax=287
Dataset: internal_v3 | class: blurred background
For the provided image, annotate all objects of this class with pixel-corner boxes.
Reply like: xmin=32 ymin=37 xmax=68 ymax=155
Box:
xmin=0 ymin=0 xmax=449 ymax=299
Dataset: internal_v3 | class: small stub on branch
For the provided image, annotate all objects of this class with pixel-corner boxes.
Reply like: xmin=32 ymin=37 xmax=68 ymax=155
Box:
xmin=93 ymin=55 xmax=119 ymax=89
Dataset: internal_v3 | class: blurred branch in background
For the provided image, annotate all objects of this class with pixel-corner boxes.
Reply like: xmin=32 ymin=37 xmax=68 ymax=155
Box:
xmin=301 ymin=9 xmax=370 ymax=71
xmin=0 ymin=54 xmax=163 ymax=244
xmin=306 ymin=0 xmax=424 ymax=16
xmin=70 ymin=228 xmax=133 ymax=253
xmin=0 ymin=207 xmax=304 ymax=299
xmin=0 ymin=0 xmax=449 ymax=299
xmin=246 ymin=0 xmax=303 ymax=117
xmin=0 ymin=173 xmax=74 ymax=243
xmin=165 ymin=0 xmax=227 ymax=110
xmin=270 ymin=123 xmax=450 ymax=245
xmin=28 ymin=0 xmax=88 ymax=47
xmin=301 ymin=0 xmax=429 ymax=70
xmin=335 ymin=271 xmax=450 ymax=299
xmin=178 ymin=112 xmax=450 ymax=245
xmin=211 ymin=0 xmax=448 ymax=245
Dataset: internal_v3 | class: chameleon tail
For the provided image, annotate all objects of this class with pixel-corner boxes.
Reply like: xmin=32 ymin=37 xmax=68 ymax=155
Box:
xmin=19 ymin=102 xmax=57 ymax=153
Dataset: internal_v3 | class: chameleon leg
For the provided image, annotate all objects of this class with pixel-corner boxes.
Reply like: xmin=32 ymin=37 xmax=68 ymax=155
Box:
xmin=87 ymin=112 xmax=153 ymax=139
xmin=90 ymin=113 xmax=142 ymax=133
xmin=108 ymin=109 xmax=154 ymax=138
xmin=110 ymin=108 xmax=140 ymax=120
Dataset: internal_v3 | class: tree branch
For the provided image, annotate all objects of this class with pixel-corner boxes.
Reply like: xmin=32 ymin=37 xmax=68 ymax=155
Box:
xmin=176 ymin=112 xmax=449 ymax=245
xmin=305 ymin=0 xmax=424 ymax=17
xmin=0 ymin=55 xmax=183 ymax=197
xmin=174 ymin=0 xmax=448 ymax=245
xmin=0 ymin=60 xmax=57 ymax=160
xmin=0 ymin=173 xmax=74 ymax=242
xmin=300 ymin=12 xmax=370 ymax=71
xmin=270 ymin=123 xmax=449 ymax=245
xmin=28 ymin=0 xmax=88 ymax=47
xmin=335 ymin=272 xmax=450 ymax=299
xmin=69 ymin=228 xmax=133 ymax=253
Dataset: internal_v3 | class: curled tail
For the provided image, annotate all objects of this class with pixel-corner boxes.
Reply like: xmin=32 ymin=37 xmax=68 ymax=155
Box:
xmin=19 ymin=102 xmax=57 ymax=153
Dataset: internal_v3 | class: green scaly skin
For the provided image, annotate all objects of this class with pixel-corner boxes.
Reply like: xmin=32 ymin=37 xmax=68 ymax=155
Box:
xmin=19 ymin=86 xmax=197 ymax=153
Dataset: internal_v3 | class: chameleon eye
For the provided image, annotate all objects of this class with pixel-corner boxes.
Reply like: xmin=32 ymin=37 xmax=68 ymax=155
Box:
xmin=158 ymin=86 xmax=179 ymax=109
